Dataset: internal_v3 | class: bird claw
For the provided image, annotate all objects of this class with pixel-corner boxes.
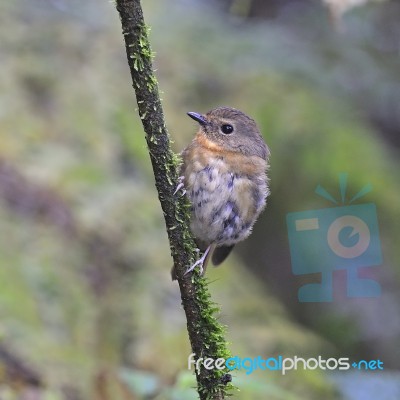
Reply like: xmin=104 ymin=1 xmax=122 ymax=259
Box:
xmin=183 ymin=246 xmax=211 ymax=277
xmin=173 ymin=176 xmax=186 ymax=196
xmin=184 ymin=257 xmax=204 ymax=276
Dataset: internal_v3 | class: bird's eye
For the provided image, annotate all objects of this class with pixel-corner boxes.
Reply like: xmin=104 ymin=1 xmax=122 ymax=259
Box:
xmin=221 ymin=124 xmax=234 ymax=134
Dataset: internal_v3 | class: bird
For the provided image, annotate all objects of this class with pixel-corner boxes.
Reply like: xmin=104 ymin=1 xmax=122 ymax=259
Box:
xmin=171 ymin=106 xmax=270 ymax=279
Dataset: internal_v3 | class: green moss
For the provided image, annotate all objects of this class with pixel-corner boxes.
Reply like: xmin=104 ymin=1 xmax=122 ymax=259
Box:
xmin=146 ymin=74 xmax=158 ymax=92
xmin=128 ymin=23 xmax=158 ymax=93
xmin=190 ymin=273 xmax=234 ymax=397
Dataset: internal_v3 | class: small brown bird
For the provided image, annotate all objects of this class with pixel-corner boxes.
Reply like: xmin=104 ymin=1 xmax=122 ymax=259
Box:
xmin=172 ymin=106 xmax=270 ymax=279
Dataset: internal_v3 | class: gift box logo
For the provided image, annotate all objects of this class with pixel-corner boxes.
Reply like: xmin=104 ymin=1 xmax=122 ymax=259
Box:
xmin=286 ymin=174 xmax=382 ymax=302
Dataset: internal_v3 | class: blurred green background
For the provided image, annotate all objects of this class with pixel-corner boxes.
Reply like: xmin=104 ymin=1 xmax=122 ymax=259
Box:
xmin=0 ymin=0 xmax=399 ymax=399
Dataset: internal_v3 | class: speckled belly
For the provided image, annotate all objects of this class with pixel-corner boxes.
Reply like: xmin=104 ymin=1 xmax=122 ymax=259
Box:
xmin=186 ymin=161 xmax=267 ymax=246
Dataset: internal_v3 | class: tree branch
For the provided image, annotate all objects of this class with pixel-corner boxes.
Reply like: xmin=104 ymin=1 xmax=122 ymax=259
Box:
xmin=115 ymin=1 xmax=232 ymax=398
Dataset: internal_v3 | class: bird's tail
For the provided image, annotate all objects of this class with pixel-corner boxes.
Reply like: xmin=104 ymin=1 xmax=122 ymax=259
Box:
xmin=212 ymin=245 xmax=234 ymax=266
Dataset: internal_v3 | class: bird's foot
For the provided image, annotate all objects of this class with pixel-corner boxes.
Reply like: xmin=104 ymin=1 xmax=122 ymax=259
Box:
xmin=184 ymin=246 xmax=211 ymax=277
xmin=173 ymin=176 xmax=186 ymax=196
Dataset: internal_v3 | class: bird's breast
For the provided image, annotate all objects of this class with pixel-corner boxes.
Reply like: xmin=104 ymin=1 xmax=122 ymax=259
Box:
xmin=183 ymin=143 xmax=268 ymax=246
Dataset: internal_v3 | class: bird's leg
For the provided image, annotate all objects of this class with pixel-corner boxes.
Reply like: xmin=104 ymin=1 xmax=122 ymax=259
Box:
xmin=173 ymin=175 xmax=186 ymax=196
xmin=184 ymin=245 xmax=212 ymax=276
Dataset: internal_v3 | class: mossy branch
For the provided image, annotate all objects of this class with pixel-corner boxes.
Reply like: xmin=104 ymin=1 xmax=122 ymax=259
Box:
xmin=115 ymin=1 xmax=233 ymax=398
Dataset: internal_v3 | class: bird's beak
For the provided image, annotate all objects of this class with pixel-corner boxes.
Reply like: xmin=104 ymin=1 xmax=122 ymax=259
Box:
xmin=187 ymin=112 xmax=208 ymax=126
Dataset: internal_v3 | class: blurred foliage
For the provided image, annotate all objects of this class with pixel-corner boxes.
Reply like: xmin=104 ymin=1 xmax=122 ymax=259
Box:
xmin=0 ymin=0 xmax=399 ymax=399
